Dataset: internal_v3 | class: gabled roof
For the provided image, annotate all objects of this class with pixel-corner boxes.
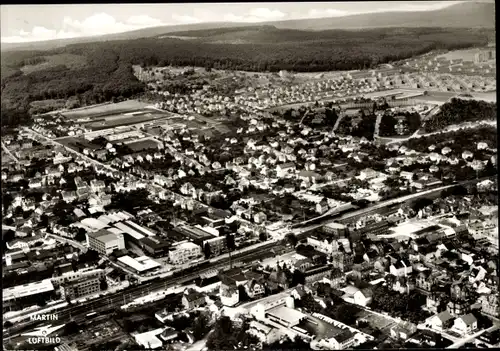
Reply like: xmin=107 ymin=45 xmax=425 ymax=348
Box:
xmin=459 ymin=313 xmax=477 ymax=326
xmin=437 ymin=310 xmax=454 ymax=323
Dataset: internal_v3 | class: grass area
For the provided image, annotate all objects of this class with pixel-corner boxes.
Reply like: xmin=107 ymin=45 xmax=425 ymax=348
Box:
xmin=437 ymin=48 xmax=484 ymax=62
xmin=126 ymin=139 xmax=161 ymax=151
xmin=20 ymin=54 xmax=87 ymax=74
xmin=62 ymin=100 xmax=151 ymax=119
xmin=356 ymin=309 xmax=396 ymax=334
xmin=85 ymin=114 xmax=165 ymax=131
xmin=57 ymin=136 xmax=101 ymax=151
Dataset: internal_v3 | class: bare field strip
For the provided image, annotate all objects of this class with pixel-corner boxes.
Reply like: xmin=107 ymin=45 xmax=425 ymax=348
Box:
xmin=86 ymin=116 xmax=156 ymax=131
xmin=126 ymin=139 xmax=162 ymax=151
xmin=62 ymin=100 xmax=151 ymax=119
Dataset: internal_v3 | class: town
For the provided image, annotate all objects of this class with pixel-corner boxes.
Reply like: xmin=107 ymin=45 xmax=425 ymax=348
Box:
xmin=1 ymin=3 xmax=498 ymax=351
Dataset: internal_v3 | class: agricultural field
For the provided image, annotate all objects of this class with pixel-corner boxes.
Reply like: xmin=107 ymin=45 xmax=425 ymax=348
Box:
xmin=61 ymin=100 xmax=151 ymax=120
xmin=19 ymin=53 xmax=87 ymax=74
xmin=85 ymin=111 xmax=171 ymax=131
xmin=437 ymin=48 xmax=493 ymax=62
xmin=126 ymin=138 xmax=162 ymax=152
xmin=57 ymin=136 xmax=103 ymax=152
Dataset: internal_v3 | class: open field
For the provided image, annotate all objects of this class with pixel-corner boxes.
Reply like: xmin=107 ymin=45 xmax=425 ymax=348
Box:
xmin=437 ymin=48 xmax=493 ymax=62
xmin=57 ymin=136 xmax=102 ymax=151
xmin=85 ymin=112 xmax=171 ymax=131
xmin=61 ymin=100 xmax=151 ymax=119
xmin=19 ymin=54 xmax=87 ymax=74
xmin=126 ymin=138 xmax=162 ymax=151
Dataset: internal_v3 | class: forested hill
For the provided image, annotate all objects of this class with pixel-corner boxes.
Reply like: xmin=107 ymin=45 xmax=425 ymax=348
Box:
xmin=268 ymin=1 xmax=495 ymax=30
xmin=0 ymin=27 xmax=492 ymax=127
xmin=0 ymin=1 xmax=494 ymax=52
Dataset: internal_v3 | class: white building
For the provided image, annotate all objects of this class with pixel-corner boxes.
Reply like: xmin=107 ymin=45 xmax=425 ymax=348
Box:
xmin=169 ymin=241 xmax=202 ymax=265
xmin=86 ymin=229 xmax=125 ymax=255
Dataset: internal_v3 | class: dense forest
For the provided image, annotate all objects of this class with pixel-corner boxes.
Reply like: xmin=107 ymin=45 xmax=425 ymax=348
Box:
xmin=1 ymin=27 xmax=491 ymax=127
xmin=424 ymin=98 xmax=497 ymax=132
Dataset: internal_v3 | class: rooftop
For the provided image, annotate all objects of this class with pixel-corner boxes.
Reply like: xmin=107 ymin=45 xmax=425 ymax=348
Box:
xmin=267 ymin=306 xmax=307 ymax=324
xmin=3 ymin=279 xmax=54 ymax=302
xmin=118 ymin=255 xmax=161 ymax=272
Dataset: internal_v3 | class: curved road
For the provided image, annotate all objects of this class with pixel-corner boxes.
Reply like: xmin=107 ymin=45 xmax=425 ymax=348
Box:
xmin=1 ymin=141 xmax=19 ymax=164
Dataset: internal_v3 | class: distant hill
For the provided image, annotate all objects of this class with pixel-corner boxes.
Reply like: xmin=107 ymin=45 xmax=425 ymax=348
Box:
xmin=0 ymin=22 xmax=248 ymax=52
xmin=268 ymin=1 xmax=495 ymax=30
xmin=1 ymin=2 xmax=494 ymax=52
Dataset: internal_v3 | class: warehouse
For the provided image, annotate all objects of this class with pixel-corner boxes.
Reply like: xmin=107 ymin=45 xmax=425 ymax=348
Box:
xmin=117 ymin=255 xmax=162 ymax=274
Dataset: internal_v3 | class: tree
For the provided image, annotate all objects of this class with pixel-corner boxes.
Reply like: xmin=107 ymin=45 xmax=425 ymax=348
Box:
xmin=75 ymin=227 xmax=87 ymax=242
xmin=285 ymin=233 xmax=298 ymax=247
xmin=100 ymin=278 xmax=108 ymax=291
xmin=259 ymin=229 xmax=268 ymax=242
xmin=204 ymin=242 xmax=212 ymax=259
xmin=192 ymin=313 xmax=211 ymax=341
xmin=291 ymin=269 xmax=305 ymax=287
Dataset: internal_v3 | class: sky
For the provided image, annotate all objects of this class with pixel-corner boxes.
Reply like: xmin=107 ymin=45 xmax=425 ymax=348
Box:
xmin=1 ymin=2 xmax=466 ymax=43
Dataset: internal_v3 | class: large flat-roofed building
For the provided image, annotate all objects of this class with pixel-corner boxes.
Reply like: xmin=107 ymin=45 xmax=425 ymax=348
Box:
xmin=169 ymin=241 xmax=202 ymax=265
xmin=356 ymin=220 xmax=390 ymax=238
xmin=172 ymin=226 xmax=215 ymax=246
xmin=51 ymin=268 xmax=106 ymax=287
xmin=117 ymin=255 xmax=161 ymax=274
xmin=266 ymin=306 xmax=306 ymax=328
xmin=60 ymin=275 xmax=101 ymax=300
xmin=202 ymin=236 xmax=227 ymax=256
xmin=140 ymin=236 xmax=170 ymax=257
xmin=114 ymin=222 xmax=145 ymax=242
xmin=87 ymin=229 xmax=125 ymax=255
xmin=3 ymin=279 xmax=56 ymax=311
xmin=322 ymin=223 xmax=348 ymax=238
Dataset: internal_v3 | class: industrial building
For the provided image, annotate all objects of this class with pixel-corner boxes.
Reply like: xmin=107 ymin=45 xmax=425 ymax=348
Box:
xmin=202 ymin=236 xmax=227 ymax=256
xmin=86 ymin=229 xmax=125 ymax=255
xmin=172 ymin=225 xmax=215 ymax=246
xmin=321 ymin=222 xmax=348 ymax=238
xmin=117 ymin=255 xmax=162 ymax=274
xmin=168 ymin=241 xmax=202 ymax=265
xmin=60 ymin=275 xmax=102 ymax=300
xmin=140 ymin=236 xmax=170 ymax=257
xmin=3 ymin=279 xmax=56 ymax=312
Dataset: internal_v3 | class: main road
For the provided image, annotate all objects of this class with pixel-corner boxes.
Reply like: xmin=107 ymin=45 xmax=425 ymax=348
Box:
xmin=1 ymin=141 xmax=20 ymax=164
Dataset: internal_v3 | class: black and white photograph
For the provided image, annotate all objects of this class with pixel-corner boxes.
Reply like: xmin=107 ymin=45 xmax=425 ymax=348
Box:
xmin=1 ymin=1 xmax=498 ymax=350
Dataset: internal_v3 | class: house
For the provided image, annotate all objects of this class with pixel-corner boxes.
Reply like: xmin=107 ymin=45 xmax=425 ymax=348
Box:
xmin=254 ymin=212 xmax=267 ymax=224
xmin=316 ymin=198 xmax=329 ymax=214
xmin=268 ymin=267 xmax=289 ymax=291
xmin=298 ymin=170 xmax=321 ymax=183
xmin=426 ymin=310 xmax=454 ymax=332
xmin=391 ymin=321 xmax=417 ymax=340
xmin=312 ymin=329 xmax=357 ymax=350
xmin=389 ymin=258 xmax=412 ymax=277
xmin=28 ymin=178 xmax=42 ymax=189
xmin=416 ymin=271 xmax=437 ymax=295
xmin=451 ymin=314 xmax=478 ymax=336
xmin=353 ymin=288 xmax=373 ymax=306
xmin=245 ymin=279 xmax=265 ymax=299
xmin=182 ymin=289 xmax=206 ymax=310
xmin=290 ymin=284 xmax=311 ymax=300
xmin=342 ymin=285 xmax=372 ymax=307
xmin=479 ymin=293 xmax=499 ymax=318
xmin=276 ymin=162 xmax=296 ymax=177
xmin=248 ymin=320 xmax=282 ymax=344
